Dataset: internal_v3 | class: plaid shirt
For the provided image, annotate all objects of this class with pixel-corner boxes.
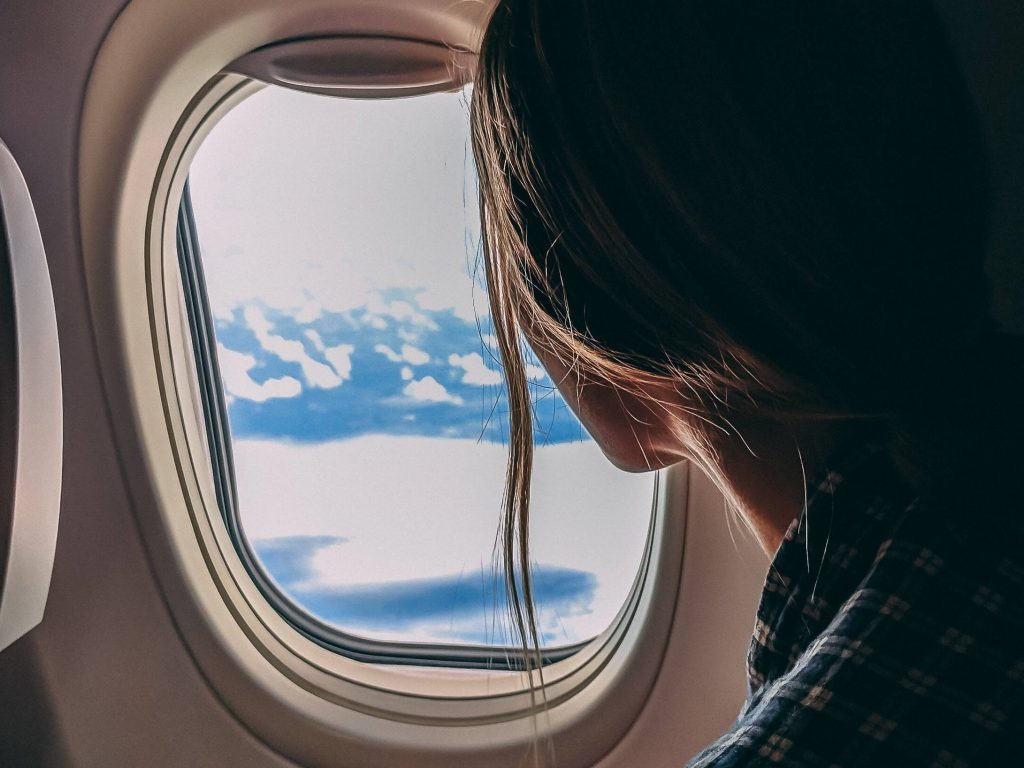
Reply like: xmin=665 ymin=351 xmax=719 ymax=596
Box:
xmin=688 ymin=444 xmax=1024 ymax=767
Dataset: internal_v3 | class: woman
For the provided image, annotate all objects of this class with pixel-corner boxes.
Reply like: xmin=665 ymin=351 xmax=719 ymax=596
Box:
xmin=470 ymin=1 xmax=1024 ymax=765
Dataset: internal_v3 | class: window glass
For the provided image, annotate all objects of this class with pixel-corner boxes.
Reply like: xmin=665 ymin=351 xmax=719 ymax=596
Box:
xmin=186 ymin=86 xmax=655 ymax=648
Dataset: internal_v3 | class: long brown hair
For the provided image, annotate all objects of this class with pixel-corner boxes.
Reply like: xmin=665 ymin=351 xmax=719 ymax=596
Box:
xmin=470 ymin=0 xmax=998 ymax=711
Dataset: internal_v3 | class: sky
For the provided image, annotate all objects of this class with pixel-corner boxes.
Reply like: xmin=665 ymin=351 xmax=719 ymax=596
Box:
xmin=188 ymin=85 xmax=656 ymax=648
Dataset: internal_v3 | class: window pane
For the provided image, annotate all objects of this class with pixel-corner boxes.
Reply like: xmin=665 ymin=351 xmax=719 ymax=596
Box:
xmin=186 ymin=86 xmax=655 ymax=649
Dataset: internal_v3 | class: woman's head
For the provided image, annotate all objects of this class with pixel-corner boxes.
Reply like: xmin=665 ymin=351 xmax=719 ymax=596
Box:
xmin=470 ymin=0 xmax=991 ymax=658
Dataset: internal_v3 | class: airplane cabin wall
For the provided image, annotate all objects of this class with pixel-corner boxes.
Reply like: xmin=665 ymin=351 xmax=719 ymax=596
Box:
xmin=0 ymin=1 xmax=1020 ymax=766
xmin=0 ymin=1 xmax=296 ymax=765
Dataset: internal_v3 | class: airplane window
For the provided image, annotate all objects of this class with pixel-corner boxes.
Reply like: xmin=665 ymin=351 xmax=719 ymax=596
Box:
xmin=178 ymin=85 xmax=655 ymax=662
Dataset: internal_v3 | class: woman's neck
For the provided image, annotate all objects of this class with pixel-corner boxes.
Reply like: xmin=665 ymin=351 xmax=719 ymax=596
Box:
xmin=713 ymin=415 xmax=848 ymax=556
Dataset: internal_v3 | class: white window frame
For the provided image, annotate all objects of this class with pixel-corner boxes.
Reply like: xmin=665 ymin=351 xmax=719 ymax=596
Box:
xmin=76 ymin=1 xmax=692 ymax=764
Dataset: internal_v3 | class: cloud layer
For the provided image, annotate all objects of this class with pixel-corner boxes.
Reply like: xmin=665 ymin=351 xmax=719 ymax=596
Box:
xmin=234 ymin=436 xmax=655 ymax=646
xmin=254 ymin=535 xmax=597 ymax=646
xmin=210 ymin=297 xmax=578 ymax=444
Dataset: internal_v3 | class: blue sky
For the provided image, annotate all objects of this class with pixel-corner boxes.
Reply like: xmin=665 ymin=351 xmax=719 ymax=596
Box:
xmin=188 ymin=85 xmax=655 ymax=649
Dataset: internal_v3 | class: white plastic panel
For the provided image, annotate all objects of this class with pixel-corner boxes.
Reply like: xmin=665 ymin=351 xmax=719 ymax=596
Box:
xmin=0 ymin=138 xmax=63 ymax=652
xmin=228 ymin=36 xmax=475 ymax=99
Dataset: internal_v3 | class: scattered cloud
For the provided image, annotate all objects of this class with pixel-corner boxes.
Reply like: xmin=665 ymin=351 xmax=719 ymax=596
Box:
xmin=375 ymin=342 xmax=429 ymax=366
xmin=324 ymin=344 xmax=355 ymax=381
xmin=448 ymin=352 xmax=502 ymax=386
xmin=366 ymin=295 xmax=436 ymax=329
xmin=374 ymin=343 xmax=403 ymax=363
xmin=403 ymin=376 xmax=463 ymax=405
xmin=304 ymin=329 xmax=326 ymax=351
xmin=244 ymin=306 xmax=343 ymax=389
xmin=400 ymin=366 xmax=414 ymax=381
xmin=469 ymin=337 xmax=545 ymax=380
xmin=526 ymin=364 xmax=547 ymax=380
xmin=217 ymin=344 xmax=302 ymax=402
xmin=415 ymin=274 xmax=482 ymax=324
xmin=294 ymin=300 xmax=322 ymax=324
xmin=400 ymin=344 xmax=430 ymax=365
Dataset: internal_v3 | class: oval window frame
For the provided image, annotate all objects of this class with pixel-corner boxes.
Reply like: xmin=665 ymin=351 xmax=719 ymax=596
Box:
xmin=77 ymin=1 xmax=690 ymax=764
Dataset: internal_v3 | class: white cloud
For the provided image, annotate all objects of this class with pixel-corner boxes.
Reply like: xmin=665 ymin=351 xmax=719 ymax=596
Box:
xmin=304 ymin=329 xmax=326 ymax=351
xmin=244 ymin=306 xmax=342 ymax=389
xmin=366 ymin=295 xmax=436 ymax=329
xmin=400 ymin=366 xmax=414 ymax=381
xmin=402 ymin=376 xmax=463 ymax=405
xmin=400 ymin=344 xmax=430 ymax=366
xmin=295 ymin=301 xmax=322 ymax=324
xmin=415 ymin=272 xmax=483 ymax=323
xmin=374 ymin=343 xmax=403 ymax=363
xmin=448 ymin=352 xmax=502 ymax=386
xmin=367 ymin=316 xmax=388 ymax=330
xmin=375 ymin=343 xmax=430 ymax=366
xmin=324 ymin=344 xmax=355 ymax=381
xmin=217 ymin=344 xmax=302 ymax=402
xmin=526 ymin=364 xmax=547 ymax=381
xmin=473 ymin=334 xmax=547 ymax=380
xmin=383 ymin=300 xmax=419 ymax=322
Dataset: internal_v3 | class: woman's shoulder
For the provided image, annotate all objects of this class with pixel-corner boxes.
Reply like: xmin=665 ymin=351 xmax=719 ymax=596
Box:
xmin=689 ymin=449 xmax=1024 ymax=767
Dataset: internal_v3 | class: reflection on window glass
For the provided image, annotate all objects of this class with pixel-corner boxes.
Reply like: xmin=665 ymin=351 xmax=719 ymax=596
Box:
xmin=187 ymin=86 xmax=655 ymax=647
